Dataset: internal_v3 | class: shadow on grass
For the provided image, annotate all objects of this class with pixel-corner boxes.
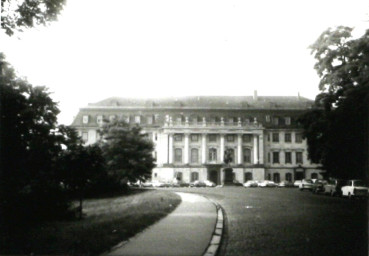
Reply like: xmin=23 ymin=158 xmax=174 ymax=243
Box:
xmin=1 ymin=189 xmax=181 ymax=256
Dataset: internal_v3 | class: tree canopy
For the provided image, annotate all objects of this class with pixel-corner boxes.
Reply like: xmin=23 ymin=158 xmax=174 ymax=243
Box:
xmin=1 ymin=0 xmax=66 ymax=36
xmin=300 ymin=27 xmax=369 ymax=180
xmin=100 ymin=120 xmax=156 ymax=183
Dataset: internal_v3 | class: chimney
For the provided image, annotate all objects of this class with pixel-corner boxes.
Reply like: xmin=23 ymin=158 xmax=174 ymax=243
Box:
xmin=298 ymin=92 xmax=301 ymax=100
xmin=253 ymin=90 xmax=258 ymax=101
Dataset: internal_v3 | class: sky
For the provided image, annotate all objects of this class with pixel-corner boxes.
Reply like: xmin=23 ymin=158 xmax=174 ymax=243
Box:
xmin=1 ymin=0 xmax=368 ymax=125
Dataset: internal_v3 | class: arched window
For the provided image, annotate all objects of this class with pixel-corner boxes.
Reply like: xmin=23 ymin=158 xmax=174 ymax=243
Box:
xmin=244 ymin=172 xmax=253 ymax=182
xmin=209 ymin=148 xmax=217 ymax=162
xmin=175 ymin=172 xmax=183 ymax=181
xmin=311 ymin=173 xmax=318 ymax=179
xmin=273 ymin=173 xmax=280 ymax=183
xmin=191 ymin=148 xmax=199 ymax=163
xmin=191 ymin=172 xmax=199 ymax=182
xmin=243 ymin=148 xmax=251 ymax=163
xmin=285 ymin=173 xmax=292 ymax=182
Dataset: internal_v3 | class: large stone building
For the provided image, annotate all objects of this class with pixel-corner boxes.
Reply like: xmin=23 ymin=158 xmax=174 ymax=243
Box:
xmin=71 ymin=92 xmax=322 ymax=185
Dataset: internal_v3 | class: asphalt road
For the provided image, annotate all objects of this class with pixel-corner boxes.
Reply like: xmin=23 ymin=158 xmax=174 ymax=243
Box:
xmin=164 ymin=186 xmax=368 ymax=256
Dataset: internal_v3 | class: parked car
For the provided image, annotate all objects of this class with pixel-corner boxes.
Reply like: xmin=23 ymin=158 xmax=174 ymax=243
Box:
xmin=341 ymin=180 xmax=368 ymax=199
xmin=259 ymin=180 xmax=277 ymax=187
xmin=152 ymin=181 xmax=166 ymax=187
xmin=243 ymin=180 xmax=258 ymax=188
xmin=189 ymin=180 xmax=206 ymax=187
xmin=324 ymin=178 xmax=345 ymax=196
xmin=277 ymin=181 xmax=294 ymax=188
xmin=293 ymin=180 xmax=302 ymax=187
xmin=204 ymin=180 xmax=216 ymax=187
xmin=311 ymin=179 xmax=327 ymax=194
xmin=142 ymin=181 xmax=153 ymax=187
xmin=299 ymin=179 xmax=313 ymax=190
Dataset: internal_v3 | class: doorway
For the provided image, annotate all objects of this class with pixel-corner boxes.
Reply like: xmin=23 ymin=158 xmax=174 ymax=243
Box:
xmin=224 ymin=168 xmax=234 ymax=184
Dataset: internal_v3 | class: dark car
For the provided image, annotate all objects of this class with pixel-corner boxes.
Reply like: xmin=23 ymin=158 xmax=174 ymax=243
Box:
xmin=324 ymin=178 xmax=345 ymax=196
xmin=312 ymin=179 xmax=327 ymax=194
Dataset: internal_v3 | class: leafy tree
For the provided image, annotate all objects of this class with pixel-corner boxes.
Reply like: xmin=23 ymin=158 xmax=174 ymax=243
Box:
xmin=1 ymin=0 xmax=66 ymax=36
xmin=300 ymin=27 xmax=369 ymax=180
xmin=100 ymin=120 xmax=156 ymax=183
xmin=0 ymin=53 xmax=74 ymax=224
xmin=59 ymin=144 xmax=105 ymax=219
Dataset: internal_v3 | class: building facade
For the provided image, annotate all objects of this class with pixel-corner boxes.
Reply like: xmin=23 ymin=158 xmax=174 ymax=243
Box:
xmin=71 ymin=93 xmax=322 ymax=185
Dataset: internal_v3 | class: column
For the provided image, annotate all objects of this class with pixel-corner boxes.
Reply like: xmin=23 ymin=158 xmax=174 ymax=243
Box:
xmin=168 ymin=134 xmax=173 ymax=164
xmin=253 ymin=134 xmax=258 ymax=164
xmin=237 ymin=134 xmax=242 ymax=164
xmin=220 ymin=134 xmax=225 ymax=162
xmin=258 ymin=133 xmax=264 ymax=164
xmin=184 ymin=133 xmax=189 ymax=164
xmin=202 ymin=134 xmax=206 ymax=164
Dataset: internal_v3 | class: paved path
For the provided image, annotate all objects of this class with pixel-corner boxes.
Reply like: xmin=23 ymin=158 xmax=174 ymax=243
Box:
xmin=106 ymin=192 xmax=217 ymax=256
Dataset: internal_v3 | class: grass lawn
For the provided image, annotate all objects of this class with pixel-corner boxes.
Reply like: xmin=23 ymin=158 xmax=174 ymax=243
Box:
xmin=1 ymin=189 xmax=181 ymax=255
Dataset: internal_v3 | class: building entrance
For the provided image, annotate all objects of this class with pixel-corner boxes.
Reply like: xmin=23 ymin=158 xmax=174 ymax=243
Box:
xmin=207 ymin=166 xmax=220 ymax=185
xmin=224 ymin=168 xmax=234 ymax=184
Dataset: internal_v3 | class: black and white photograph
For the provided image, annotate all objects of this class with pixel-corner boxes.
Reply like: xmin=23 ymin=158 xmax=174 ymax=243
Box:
xmin=1 ymin=0 xmax=368 ymax=255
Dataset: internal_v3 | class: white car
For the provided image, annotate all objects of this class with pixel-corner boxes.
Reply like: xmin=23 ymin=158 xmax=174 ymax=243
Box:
xmin=152 ymin=181 xmax=166 ymax=187
xmin=341 ymin=180 xmax=368 ymax=198
xmin=204 ymin=180 xmax=216 ymax=187
xmin=258 ymin=180 xmax=277 ymax=187
xmin=243 ymin=180 xmax=258 ymax=187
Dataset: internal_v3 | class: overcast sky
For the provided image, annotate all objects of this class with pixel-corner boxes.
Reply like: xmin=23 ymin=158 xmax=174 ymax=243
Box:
xmin=1 ymin=0 xmax=368 ymax=125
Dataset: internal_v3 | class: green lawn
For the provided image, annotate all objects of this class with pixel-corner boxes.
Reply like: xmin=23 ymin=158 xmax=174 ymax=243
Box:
xmin=1 ymin=189 xmax=181 ymax=255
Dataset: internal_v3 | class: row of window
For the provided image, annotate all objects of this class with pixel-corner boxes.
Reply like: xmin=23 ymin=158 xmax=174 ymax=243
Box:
xmin=82 ymin=114 xmax=294 ymax=126
xmin=268 ymin=151 xmax=303 ymax=164
xmin=269 ymin=132 xmax=303 ymax=143
xmin=82 ymin=115 xmax=156 ymax=125
xmin=174 ymin=147 xmax=252 ymax=164
xmin=173 ymin=134 xmax=253 ymax=143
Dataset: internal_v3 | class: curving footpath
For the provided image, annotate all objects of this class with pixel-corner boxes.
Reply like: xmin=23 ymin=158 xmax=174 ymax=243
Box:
xmin=104 ymin=192 xmax=224 ymax=256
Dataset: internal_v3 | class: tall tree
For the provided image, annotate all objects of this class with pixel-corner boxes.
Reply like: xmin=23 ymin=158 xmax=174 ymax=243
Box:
xmin=0 ymin=53 xmax=72 ymax=223
xmin=1 ymin=0 xmax=66 ymax=36
xmin=300 ymin=27 xmax=369 ymax=180
xmin=100 ymin=120 xmax=156 ymax=183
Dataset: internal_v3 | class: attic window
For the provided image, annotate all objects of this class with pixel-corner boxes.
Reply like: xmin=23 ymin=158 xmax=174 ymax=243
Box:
xmin=265 ymin=115 xmax=270 ymax=122
xmin=82 ymin=115 xmax=89 ymax=124
xmin=273 ymin=117 xmax=279 ymax=125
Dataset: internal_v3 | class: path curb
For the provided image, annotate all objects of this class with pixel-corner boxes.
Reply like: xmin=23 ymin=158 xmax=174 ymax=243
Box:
xmin=202 ymin=199 xmax=224 ymax=256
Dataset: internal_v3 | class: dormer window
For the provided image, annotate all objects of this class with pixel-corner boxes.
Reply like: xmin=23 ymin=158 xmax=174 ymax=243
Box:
xmin=109 ymin=115 xmax=116 ymax=122
xmin=97 ymin=115 xmax=103 ymax=125
xmin=82 ymin=115 xmax=89 ymax=124
xmin=273 ymin=117 xmax=279 ymax=125
xmin=265 ymin=115 xmax=271 ymax=122
xmin=135 ymin=115 xmax=141 ymax=124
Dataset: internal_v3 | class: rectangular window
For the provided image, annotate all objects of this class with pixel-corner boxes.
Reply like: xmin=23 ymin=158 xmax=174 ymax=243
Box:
xmin=174 ymin=134 xmax=183 ymax=141
xmin=284 ymin=133 xmax=291 ymax=143
xmin=296 ymin=152 xmax=303 ymax=164
xmin=191 ymin=172 xmax=199 ymax=182
xmin=135 ymin=115 xmax=141 ymax=124
xmin=174 ymin=148 xmax=182 ymax=163
xmin=295 ymin=133 xmax=303 ymax=143
xmin=268 ymin=152 xmax=271 ymax=163
xmin=191 ymin=148 xmax=199 ymax=163
xmin=243 ymin=148 xmax=251 ymax=163
xmin=82 ymin=115 xmax=89 ymax=124
xmin=227 ymin=134 xmax=235 ymax=142
xmin=208 ymin=148 xmax=217 ymax=161
xmin=82 ymin=132 xmax=88 ymax=142
xmin=97 ymin=115 xmax=103 ymax=125
xmin=122 ymin=115 xmax=130 ymax=123
xmin=285 ymin=117 xmax=291 ymax=125
xmin=147 ymin=116 xmax=153 ymax=124
xmin=273 ymin=152 xmax=280 ymax=163
xmin=191 ymin=134 xmax=199 ymax=142
xmin=266 ymin=115 xmax=271 ymax=122
xmin=273 ymin=117 xmax=279 ymax=125
xmin=272 ymin=133 xmax=279 ymax=143
xmin=209 ymin=134 xmax=217 ymax=142
xmin=242 ymin=134 xmax=252 ymax=143
xmin=285 ymin=152 xmax=292 ymax=164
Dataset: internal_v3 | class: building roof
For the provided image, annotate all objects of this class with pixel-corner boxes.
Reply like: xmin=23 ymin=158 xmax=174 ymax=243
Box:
xmin=85 ymin=95 xmax=314 ymax=110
